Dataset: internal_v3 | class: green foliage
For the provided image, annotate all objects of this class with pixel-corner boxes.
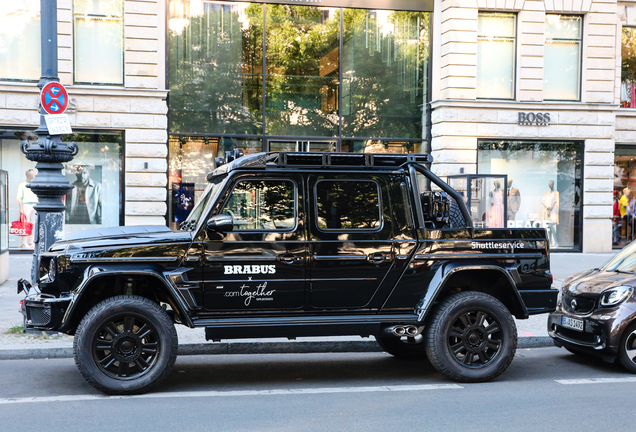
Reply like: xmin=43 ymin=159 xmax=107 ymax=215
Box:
xmin=5 ymin=325 xmax=24 ymax=335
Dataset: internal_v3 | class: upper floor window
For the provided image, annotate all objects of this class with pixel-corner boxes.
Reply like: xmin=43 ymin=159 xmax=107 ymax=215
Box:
xmin=0 ymin=0 xmax=40 ymax=81
xmin=477 ymin=12 xmax=516 ymax=99
xmin=73 ymin=0 xmax=123 ymax=85
xmin=544 ymin=14 xmax=582 ymax=101
xmin=621 ymin=27 xmax=636 ymax=108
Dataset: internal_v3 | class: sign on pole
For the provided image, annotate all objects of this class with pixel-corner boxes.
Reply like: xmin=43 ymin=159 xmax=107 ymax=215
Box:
xmin=40 ymin=82 xmax=69 ymax=115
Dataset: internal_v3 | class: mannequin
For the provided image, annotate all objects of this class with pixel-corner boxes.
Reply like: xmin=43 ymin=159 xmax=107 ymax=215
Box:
xmin=619 ymin=187 xmax=632 ymax=241
xmin=16 ymin=169 xmax=37 ymax=249
xmin=488 ymin=180 xmax=504 ymax=228
xmin=507 ymin=178 xmax=520 ymax=222
xmin=542 ymin=180 xmax=559 ymax=247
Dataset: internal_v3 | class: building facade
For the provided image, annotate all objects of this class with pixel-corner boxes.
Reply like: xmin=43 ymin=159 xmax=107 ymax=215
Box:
xmin=2 ymin=0 xmax=636 ymax=254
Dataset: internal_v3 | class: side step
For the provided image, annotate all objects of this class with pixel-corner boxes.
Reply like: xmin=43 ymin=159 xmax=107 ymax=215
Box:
xmin=198 ymin=314 xmax=420 ymax=341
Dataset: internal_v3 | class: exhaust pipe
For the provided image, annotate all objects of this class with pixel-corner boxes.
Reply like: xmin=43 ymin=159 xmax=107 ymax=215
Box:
xmin=383 ymin=325 xmax=423 ymax=337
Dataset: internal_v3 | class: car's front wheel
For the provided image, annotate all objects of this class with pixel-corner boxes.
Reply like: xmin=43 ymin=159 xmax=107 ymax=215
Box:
xmin=425 ymin=291 xmax=517 ymax=383
xmin=618 ymin=321 xmax=636 ymax=373
xmin=74 ymin=295 xmax=178 ymax=395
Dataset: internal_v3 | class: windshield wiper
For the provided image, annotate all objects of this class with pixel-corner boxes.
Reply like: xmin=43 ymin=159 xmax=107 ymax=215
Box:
xmin=615 ymin=269 xmax=633 ymax=274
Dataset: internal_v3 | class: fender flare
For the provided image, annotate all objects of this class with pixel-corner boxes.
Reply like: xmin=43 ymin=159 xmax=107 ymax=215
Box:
xmin=415 ymin=261 xmax=528 ymax=322
xmin=60 ymin=265 xmax=194 ymax=331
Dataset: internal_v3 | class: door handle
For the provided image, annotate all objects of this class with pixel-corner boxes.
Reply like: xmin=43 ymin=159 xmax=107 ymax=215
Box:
xmin=368 ymin=252 xmax=393 ymax=264
xmin=278 ymin=254 xmax=301 ymax=264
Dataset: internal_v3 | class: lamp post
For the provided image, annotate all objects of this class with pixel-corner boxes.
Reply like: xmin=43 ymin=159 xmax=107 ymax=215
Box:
xmin=20 ymin=0 xmax=77 ymax=283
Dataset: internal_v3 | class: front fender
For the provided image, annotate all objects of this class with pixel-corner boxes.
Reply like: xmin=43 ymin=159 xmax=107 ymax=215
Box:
xmin=59 ymin=264 xmax=194 ymax=331
xmin=414 ymin=261 xmax=528 ymax=322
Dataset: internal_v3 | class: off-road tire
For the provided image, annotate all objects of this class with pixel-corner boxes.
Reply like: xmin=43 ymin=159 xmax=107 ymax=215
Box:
xmin=618 ymin=321 xmax=636 ymax=373
xmin=375 ymin=334 xmax=430 ymax=361
xmin=74 ymin=295 xmax=178 ymax=395
xmin=425 ymin=291 xmax=517 ymax=383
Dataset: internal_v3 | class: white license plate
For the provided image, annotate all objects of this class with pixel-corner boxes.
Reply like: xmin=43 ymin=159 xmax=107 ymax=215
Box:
xmin=562 ymin=316 xmax=584 ymax=332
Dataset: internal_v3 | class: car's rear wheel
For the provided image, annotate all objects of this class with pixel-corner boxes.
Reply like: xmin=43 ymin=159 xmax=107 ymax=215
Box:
xmin=74 ymin=295 xmax=178 ymax=395
xmin=375 ymin=333 xmax=430 ymax=360
xmin=425 ymin=291 xmax=517 ymax=383
xmin=618 ymin=321 xmax=636 ymax=373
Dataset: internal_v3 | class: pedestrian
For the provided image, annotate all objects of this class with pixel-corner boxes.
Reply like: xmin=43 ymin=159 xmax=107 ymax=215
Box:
xmin=16 ymin=169 xmax=37 ymax=249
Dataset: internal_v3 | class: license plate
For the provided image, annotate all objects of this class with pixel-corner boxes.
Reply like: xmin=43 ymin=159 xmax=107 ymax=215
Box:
xmin=562 ymin=316 xmax=584 ymax=332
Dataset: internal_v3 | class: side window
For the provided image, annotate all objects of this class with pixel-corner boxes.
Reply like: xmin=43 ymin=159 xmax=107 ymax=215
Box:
xmin=415 ymin=171 xmax=467 ymax=230
xmin=221 ymin=180 xmax=295 ymax=230
xmin=316 ymin=180 xmax=381 ymax=230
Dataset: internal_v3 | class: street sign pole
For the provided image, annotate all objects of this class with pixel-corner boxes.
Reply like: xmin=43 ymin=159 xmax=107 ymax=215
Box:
xmin=20 ymin=0 xmax=78 ymax=284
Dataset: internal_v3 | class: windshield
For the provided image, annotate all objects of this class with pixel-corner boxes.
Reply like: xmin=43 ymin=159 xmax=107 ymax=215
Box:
xmin=179 ymin=174 xmax=227 ymax=230
xmin=601 ymin=241 xmax=636 ymax=273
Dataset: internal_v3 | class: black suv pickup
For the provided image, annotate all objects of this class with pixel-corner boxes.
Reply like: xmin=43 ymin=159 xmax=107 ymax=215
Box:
xmin=19 ymin=152 xmax=557 ymax=394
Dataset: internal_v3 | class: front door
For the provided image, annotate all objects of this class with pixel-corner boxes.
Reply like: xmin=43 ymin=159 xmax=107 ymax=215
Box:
xmin=308 ymin=174 xmax=395 ymax=309
xmin=269 ymin=140 xmax=337 ymax=152
xmin=202 ymin=174 xmax=307 ymax=311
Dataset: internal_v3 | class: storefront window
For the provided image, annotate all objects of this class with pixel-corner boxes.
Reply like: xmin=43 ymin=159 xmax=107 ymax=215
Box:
xmin=613 ymin=145 xmax=636 ymax=247
xmin=476 ymin=12 xmax=515 ymax=100
xmin=478 ymin=140 xmax=582 ymax=251
xmin=168 ymin=0 xmax=431 ymax=143
xmin=0 ymin=170 xmax=8 ymax=253
xmin=544 ymin=14 xmax=582 ymax=101
xmin=169 ymin=1 xmax=263 ymax=134
xmin=0 ymin=0 xmax=40 ymax=81
xmin=342 ymin=139 xmax=426 ymax=153
xmin=0 ymin=129 xmax=123 ymax=249
xmin=621 ymin=27 xmax=636 ymax=108
xmin=342 ymin=9 xmax=429 ymax=138
xmin=265 ymin=5 xmax=340 ymax=137
xmin=168 ymin=135 xmax=262 ymax=229
xmin=74 ymin=0 xmax=124 ymax=85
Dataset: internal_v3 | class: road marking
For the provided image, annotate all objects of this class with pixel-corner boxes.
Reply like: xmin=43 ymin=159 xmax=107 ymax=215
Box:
xmin=0 ymin=384 xmax=462 ymax=405
xmin=556 ymin=377 xmax=636 ymax=385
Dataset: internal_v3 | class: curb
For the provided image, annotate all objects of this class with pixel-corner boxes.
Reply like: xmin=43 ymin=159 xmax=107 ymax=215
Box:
xmin=0 ymin=336 xmax=554 ymax=360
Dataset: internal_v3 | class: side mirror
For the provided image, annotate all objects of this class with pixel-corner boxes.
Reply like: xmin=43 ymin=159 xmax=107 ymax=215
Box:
xmin=206 ymin=214 xmax=234 ymax=234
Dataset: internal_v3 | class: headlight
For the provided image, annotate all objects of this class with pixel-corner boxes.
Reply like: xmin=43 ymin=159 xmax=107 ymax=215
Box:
xmin=49 ymin=258 xmax=57 ymax=281
xmin=600 ymin=286 xmax=633 ymax=307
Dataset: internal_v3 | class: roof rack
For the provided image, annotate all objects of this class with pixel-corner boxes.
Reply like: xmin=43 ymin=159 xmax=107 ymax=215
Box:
xmin=274 ymin=152 xmax=432 ymax=169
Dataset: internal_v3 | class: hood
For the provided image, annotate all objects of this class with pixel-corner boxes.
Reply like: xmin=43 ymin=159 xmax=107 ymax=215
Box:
xmin=563 ymin=268 xmax=636 ymax=297
xmin=50 ymin=225 xmax=193 ymax=252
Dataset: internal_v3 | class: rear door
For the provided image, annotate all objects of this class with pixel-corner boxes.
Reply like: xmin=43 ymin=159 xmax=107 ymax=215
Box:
xmin=308 ymin=173 xmax=395 ymax=309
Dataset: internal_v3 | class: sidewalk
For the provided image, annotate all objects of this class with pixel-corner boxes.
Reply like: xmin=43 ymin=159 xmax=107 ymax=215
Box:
xmin=0 ymin=252 xmax=614 ymax=360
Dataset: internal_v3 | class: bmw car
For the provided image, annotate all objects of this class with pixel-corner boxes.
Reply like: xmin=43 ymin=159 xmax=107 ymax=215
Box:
xmin=548 ymin=243 xmax=636 ymax=372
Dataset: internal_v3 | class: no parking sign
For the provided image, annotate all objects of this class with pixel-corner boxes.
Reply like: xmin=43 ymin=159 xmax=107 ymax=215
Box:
xmin=40 ymin=82 xmax=69 ymax=114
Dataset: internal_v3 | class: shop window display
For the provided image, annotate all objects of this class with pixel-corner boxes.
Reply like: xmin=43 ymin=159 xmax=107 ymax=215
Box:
xmin=168 ymin=135 xmax=263 ymax=229
xmin=0 ymin=129 xmax=123 ymax=250
xmin=478 ymin=140 xmax=582 ymax=251
xmin=613 ymin=145 xmax=636 ymax=247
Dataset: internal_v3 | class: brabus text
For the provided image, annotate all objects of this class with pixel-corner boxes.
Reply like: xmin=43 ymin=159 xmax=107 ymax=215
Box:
xmin=224 ymin=265 xmax=276 ymax=275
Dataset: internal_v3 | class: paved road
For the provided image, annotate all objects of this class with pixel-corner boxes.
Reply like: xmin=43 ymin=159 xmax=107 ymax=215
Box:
xmin=1 ymin=347 xmax=635 ymax=432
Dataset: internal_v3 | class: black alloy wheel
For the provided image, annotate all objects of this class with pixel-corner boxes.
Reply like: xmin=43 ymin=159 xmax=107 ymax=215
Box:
xmin=92 ymin=315 xmax=160 ymax=380
xmin=426 ymin=291 xmax=517 ymax=383
xmin=74 ymin=295 xmax=178 ymax=395
xmin=618 ymin=321 xmax=636 ymax=373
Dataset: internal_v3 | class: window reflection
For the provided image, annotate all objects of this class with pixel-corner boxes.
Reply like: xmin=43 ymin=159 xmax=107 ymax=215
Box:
xmin=342 ymin=9 xmax=429 ymax=138
xmin=265 ymin=5 xmax=340 ymax=136
xmin=169 ymin=2 xmax=263 ymax=134
xmin=316 ymin=180 xmax=380 ymax=230
xmin=222 ymin=180 xmax=296 ymax=230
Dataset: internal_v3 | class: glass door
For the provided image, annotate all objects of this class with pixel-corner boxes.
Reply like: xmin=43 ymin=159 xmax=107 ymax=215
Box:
xmin=268 ymin=140 xmax=337 ymax=152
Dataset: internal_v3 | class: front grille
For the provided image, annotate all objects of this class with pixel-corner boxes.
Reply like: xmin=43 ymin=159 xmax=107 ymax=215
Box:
xmin=556 ymin=326 xmax=600 ymax=345
xmin=27 ymin=305 xmax=52 ymax=326
xmin=563 ymin=294 xmax=596 ymax=314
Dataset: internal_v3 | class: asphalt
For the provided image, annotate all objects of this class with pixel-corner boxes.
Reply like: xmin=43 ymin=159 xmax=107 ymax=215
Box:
xmin=0 ymin=251 xmax=615 ymax=360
